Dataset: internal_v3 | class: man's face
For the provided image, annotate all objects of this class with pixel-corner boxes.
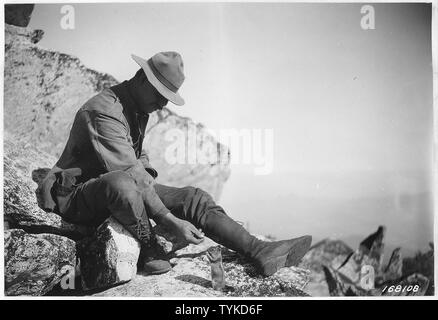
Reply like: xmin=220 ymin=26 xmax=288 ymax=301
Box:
xmin=131 ymin=70 xmax=168 ymax=114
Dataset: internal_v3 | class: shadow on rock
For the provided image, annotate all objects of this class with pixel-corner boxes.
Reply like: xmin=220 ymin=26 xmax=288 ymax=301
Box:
xmin=46 ymin=277 xmax=130 ymax=296
xmin=174 ymin=250 xmax=209 ymax=260
xmin=175 ymin=274 xmax=212 ymax=289
xmin=175 ymin=274 xmax=235 ymax=292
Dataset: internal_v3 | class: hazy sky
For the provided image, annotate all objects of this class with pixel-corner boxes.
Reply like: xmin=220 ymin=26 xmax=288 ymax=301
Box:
xmin=29 ymin=3 xmax=433 ymax=254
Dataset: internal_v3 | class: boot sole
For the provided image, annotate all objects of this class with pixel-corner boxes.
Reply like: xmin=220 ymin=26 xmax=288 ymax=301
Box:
xmin=260 ymin=235 xmax=312 ymax=276
xmin=143 ymin=265 xmax=172 ymax=275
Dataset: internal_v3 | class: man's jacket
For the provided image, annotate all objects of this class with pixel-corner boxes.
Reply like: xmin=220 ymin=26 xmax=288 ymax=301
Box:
xmin=39 ymin=82 xmax=169 ymax=220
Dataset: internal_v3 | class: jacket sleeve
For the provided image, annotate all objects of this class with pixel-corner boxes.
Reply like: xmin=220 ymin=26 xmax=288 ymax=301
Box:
xmin=86 ymin=110 xmax=169 ymax=219
xmin=139 ymin=149 xmax=158 ymax=179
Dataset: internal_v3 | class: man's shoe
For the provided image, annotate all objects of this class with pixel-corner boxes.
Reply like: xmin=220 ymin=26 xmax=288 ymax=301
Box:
xmin=139 ymin=240 xmax=172 ymax=275
xmin=251 ymin=235 xmax=312 ymax=276
xmin=190 ymin=203 xmax=312 ymax=277
xmin=142 ymin=258 xmax=172 ymax=275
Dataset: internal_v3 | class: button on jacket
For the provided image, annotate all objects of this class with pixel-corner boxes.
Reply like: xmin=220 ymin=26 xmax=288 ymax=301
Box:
xmin=39 ymin=81 xmax=169 ymax=220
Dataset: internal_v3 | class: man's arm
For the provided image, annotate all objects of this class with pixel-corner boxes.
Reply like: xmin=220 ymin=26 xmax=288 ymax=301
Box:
xmin=87 ymin=111 xmax=204 ymax=244
xmin=86 ymin=110 xmax=168 ymax=220
xmin=139 ymin=149 xmax=158 ymax=179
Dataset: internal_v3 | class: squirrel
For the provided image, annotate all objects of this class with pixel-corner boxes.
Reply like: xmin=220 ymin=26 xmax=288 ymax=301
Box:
xmin=206 ymin=246 xmax=225 ymax=291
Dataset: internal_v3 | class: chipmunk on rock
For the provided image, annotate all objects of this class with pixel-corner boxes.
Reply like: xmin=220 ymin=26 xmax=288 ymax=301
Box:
xmin=206 ymin=246 xmax=225 ymax=291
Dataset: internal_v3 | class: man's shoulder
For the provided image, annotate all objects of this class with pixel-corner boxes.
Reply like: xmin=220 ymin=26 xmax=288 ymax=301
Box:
xmin=80 ymin=88 xmax=124 ymax=120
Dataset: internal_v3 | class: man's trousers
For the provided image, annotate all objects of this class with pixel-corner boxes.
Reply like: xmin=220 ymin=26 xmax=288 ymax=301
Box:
xmin=58 ymin=170 xmax=236 ymax=249
xmin=53 ymin=170 xmax=312 ymax=276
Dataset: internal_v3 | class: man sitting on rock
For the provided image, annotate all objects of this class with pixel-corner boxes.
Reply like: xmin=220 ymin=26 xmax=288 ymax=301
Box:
xmin=39 ymin=51 xmax=312 ymax=277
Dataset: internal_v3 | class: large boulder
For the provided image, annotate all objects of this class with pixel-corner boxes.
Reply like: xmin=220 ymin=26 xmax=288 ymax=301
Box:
xmin=93 ymin=236 xmax=310 ymax=297
xmin=5 ymin=229 xmax=76 ymax=296
xmin=4 ymin=136 xmax=93 ymax=240
xmin=77 ymin=217 xmax=141 ymax=291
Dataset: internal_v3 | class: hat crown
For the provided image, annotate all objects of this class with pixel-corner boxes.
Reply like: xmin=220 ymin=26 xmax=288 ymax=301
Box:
xmin=131 ymin=51 xmax=185 ymax=105
xmin=150 ymin=51 xmax=185 ymax=90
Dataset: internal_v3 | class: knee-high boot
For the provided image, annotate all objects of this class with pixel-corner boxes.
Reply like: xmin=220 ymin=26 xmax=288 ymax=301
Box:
xmin=200 ymin=209 xmax=312 ymax=276
xmin=177 ymin=187 xmax=312 ymax=277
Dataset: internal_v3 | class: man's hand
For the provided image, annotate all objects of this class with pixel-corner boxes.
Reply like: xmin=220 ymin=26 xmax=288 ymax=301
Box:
xmin=158 ymin=212 xmax=205 ymax=245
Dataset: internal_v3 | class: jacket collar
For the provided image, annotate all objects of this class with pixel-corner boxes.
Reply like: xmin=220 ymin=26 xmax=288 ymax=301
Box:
xmin=109 ymin=81 xmax=140 ymax=115
xmin=109 ymin=81 xmax=149 ymax=152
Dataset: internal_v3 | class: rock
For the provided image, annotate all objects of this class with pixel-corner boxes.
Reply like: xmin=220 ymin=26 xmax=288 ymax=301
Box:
xmin=307 ymin=227 xmax=432 ymax=297
xmin=402 ymin=243 xmax=434 ymax=295
xmin=359 ymin=225 xmax=386 ymax=268
xmin=299 ymin=238 xmax=353 ymax=296
xmin=5 ymin=229 xmax=76 ymax=296
xmin=77 ymin=217 xmax=141 ymax=291
xmin=382 ymin=247 xmax=403 ymax=282
xmin=4 ymin=23 xmax=230 ymax=200
xmin=322 ymin=265 xmax=343 ymax=296
xmin=4 ymin=24 xmax=118 ymax=156
xmin=5 ymin=4 xmax=34 ymax=27
xmin=300 ymin=238 xmax=353 ymax=273
xmin=322 ymin=264 xmax=374 ymax=296
xmin=3 ymin=137 xmax=93 ymax=240
xmin=145 ymin=111 xmax=231 ymax=200
xmin=93 ymin=236 xmax=310 ymax=297
xmin=30 ymin=29 xmax=45 ymax=44
xmin=333 ymin=226 xmax=386 ymax=290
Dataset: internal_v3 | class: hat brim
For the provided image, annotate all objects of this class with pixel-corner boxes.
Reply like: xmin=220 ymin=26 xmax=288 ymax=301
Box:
xmin=131 ymin=54 xmax=185 ymax=106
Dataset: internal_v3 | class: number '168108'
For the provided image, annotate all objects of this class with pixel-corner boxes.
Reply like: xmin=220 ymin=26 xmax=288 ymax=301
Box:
xmin=381 ymin=285 xmax=420 ymax=294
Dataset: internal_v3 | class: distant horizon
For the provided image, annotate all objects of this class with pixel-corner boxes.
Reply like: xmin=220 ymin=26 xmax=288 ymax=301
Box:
xmin=222 ymin=169 xmax=433 ymax=256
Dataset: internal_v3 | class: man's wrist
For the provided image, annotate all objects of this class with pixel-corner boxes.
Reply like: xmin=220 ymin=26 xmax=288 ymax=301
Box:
xmin=155 ymin=211 xmax=176 ymax=226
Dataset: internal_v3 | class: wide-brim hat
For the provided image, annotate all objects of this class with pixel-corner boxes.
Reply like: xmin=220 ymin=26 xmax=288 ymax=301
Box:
xmin=131 ymin=52 xmax=185 ymax=106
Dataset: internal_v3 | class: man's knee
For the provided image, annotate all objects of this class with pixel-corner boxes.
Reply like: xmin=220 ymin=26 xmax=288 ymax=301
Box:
xmin=182 ymin=186 xmax=226 ymax=226
xmin=98 ymin=171 xmax=140 ymax=203
xmin=185 ymin=186 xmax=214 ymax=206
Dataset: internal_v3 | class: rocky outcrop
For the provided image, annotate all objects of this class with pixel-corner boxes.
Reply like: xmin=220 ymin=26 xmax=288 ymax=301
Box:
xmin=4 ymin=24 xmax=118 ymax=156
xmin=383 ymin=247 xmax=403 ymax=282
xmin=5 ymin=229 xmax=76 ymax=296
xmin=402 ymin=243 xmax=434 ymax=295
xmin=4 ymin=23 xmax=230 ymax=200
xmin=299 ymin=239 xmax=353 ymax=296
xmin=42 ymin=228 xmax=311 ymax=297
xmin=78 ymin=218 xmax=141 ymax=291
xmin=4 ymin=136 xmax=94 ymax=240
xmin=302 ymin=226 xmax=432 ymax=296
xmin=145 ymin=110 xmax=230 ymax=200
xmin=331 ymin=226 xmax=386 ymax=291
xmin=5 ymin=127 xmax=309 ymax=297
xmin=91 ymin=237 xmax=310 ymax=297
